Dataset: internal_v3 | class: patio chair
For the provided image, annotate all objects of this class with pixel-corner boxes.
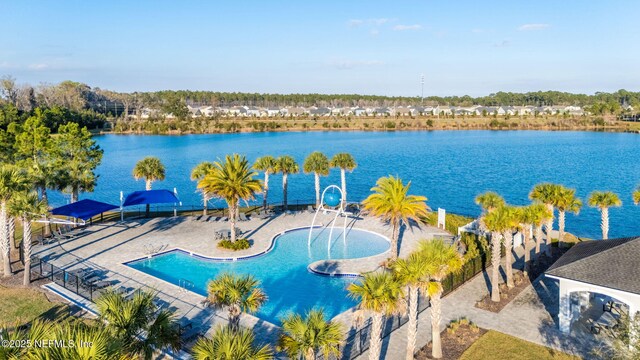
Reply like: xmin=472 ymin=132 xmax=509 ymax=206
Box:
xmin=306 ymin=205 xmax=315 ymax=214
xmin=239 ymin=213 xmax=249 ymax=221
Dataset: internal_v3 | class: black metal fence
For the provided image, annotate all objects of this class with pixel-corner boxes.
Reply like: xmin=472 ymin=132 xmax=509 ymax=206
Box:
xmin=30 ymin=257 xmax=109 ymax=302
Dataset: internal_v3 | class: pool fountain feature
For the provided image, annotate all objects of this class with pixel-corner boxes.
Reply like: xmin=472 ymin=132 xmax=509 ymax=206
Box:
xmin=308 ymin=185 xmax=355 ymax=258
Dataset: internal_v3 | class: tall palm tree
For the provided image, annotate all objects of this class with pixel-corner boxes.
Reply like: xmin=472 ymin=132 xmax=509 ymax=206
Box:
xmin=362 ymin=176 xmax=429 ymax=260
xmin=553 ymin=186 xmax=582 ymax=245
xmin=329 ymin=153 xmax=357 ymax=206
xmin=192 ymin=326 xmax=273 ymax=360
xmin=529 ymin=183 xmax=560 ymax=256
xmin=519 ymin=203 xmax=552 ymax=275
xmin=274 ymin=155 xmax=299 ymax=210
xmin=57 ymin=163 xmax=98 ymax=203
xmin=392 ymin=251 xmax=432 ymax=360
xmin=132 ymin=156 xmax=166 ymax=217
xmin=191 ymin=161 xmax=215 ymax=216
xmin=207 ymin=272 xmax=267 ymax=331
xmin=348 ymin=272 xmax=404 ymax=360
xmin=474 ymin=191 xmax=505 ymax=213
xmin=419 ymin=239 xmax=464 ymax=359
xmin=253 ymin=156 xmax=277 ymax=210
xmin=278 ymin=309 xmax=343 ymax=360
xmin=132 ymin=156 xmax=166 ymax=191
xmin=588 ymin=191 xmax=622 ymax=239
xmin=9 ymin=191 xmax=47 ymax=285
xmin=95 ymin=289 xmax=182 ymax=360
xmin=500 ymin=206 xmax=520 ymax=288
xmin=0 ymin=164 xmax=28 ymax=277
xmin=483 ymin=205 xmax=511 ymax=302
xmin=198 ymin=154 xmax=261 ymax=242
xmin=303 ymin=152 xmax=330 ymax=207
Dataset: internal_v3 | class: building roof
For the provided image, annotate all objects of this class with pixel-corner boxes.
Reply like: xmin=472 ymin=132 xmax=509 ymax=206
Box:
xmin=546 ymin=237 xmax=640 ymax=295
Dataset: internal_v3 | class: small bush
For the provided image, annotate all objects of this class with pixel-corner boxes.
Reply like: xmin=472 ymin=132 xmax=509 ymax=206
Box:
xmin=218 ymin=238 xmax=251 ymax=251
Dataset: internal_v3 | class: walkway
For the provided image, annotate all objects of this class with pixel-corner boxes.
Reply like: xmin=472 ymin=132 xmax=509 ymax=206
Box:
xmin=356 ymin=246 xmax=602 ymax=360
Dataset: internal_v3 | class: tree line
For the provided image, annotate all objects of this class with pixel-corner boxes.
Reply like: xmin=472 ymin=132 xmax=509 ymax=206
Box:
xmin=2 ymin=75 xmax=639 ymax=122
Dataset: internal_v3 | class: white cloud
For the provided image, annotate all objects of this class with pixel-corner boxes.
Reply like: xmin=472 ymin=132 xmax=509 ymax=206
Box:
xmin=518 ymin=23 xmax=550 ymax=31
xmin=327 ymin=59 xmax=385 ymax=70
xmin=28 ymin=63 xmax=49 ymax=70
xmin=347 ymin=19 xmax=364 ymax=28
xmin=393 ymin=24 xmax=422 ymax=31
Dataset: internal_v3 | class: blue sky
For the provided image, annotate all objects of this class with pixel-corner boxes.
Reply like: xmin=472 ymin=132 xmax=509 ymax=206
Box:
xmin=1 ymin=0 xmax=638 ymax=96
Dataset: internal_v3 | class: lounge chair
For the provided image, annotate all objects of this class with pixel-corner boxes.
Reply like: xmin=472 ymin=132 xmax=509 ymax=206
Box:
xmin=54 ymin=228 xmax=74 ymax=240
xmin=219 ymin=216 xmax=228 ymax=222
xmin=208 ymin=216 xmax=220 ymax=222
xmin=306 ymin=205 xmax=315 ymax=214
xmin=239 ymin=213 xmax=249 ymax=221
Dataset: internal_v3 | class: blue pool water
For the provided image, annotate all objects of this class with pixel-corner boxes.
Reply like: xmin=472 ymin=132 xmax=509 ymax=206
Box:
xmin=126 ymin=227 xmax=389 ymax=324
xmin=47 ymin=131 xmax=640 ymax=238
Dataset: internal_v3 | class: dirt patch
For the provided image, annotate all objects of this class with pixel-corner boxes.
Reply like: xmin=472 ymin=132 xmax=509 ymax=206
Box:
xmin=415 ymin=321 xmax=487 ymax=360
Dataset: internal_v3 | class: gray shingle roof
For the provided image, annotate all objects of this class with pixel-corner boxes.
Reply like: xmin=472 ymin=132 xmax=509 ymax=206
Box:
xmin=546 ymin=237 xmax=640 ymax=295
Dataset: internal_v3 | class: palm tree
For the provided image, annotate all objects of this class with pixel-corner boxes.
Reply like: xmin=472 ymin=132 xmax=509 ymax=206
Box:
xmin=57 ymin=163 xmax=98 ymax=203
xmin=303 ymin=152 xmax=330 ymax=207
xmin=253 ymin=156 xmax=277 ymax=210
xmin=500 ymin=206 xmax=520 ymax=288
xmin=419 ymin=239 xmax=464 ymax=359
xmin=474 ymin=191 xmax=505 ymax=213
xmin=275 ymin=155 xmax=299 ymax=210
xmin=553 ymin=186 xmax=582 ymax=245
xmin=483 ymin=205 xmax=511 ymax=302
xmin=392 ymin=252 xmax=432 ymax=360
xmin=9 ymin=191 xmax=47 ymax=285
xmin=519 ymin=203 xmax=552 ymax=276
xmin=0 ymin=164 xmax=28 ymax=278
xmin=529 ymin=183 xmax=560 ymax=256
xmin=362 ymin=176 xmax=429 ymax=260
xmin=191 ymin=161 xmax=215 ymax=216
xmin=278 ymin=309 xmax=343 ymax=360
xmin=329 ymin=153 xmax=357 ymax=206
xmin=95 ymin=289 xmax=182 ymax=359
xmin=192 ymin=326 xmax=273 ymax=360
xmin=588 ymin=191 xmax=622 ymax=239
xmin=1 ymin=319 xmax=126 ymax=360
xmin=348 ymin=272 xmax=404 ymax=360
xmin=198 ymin=154 xmax=261 ymax=242
xmin=132 ymin=156 xmax=166 ymax=191
xmin=207 ymin=272 xmax=267 ymax=331
xmin=132 ymin=156 xmax=166 ymax=217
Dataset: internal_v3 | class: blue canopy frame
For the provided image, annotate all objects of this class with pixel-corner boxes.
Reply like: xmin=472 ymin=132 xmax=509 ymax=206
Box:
xmin=51 ymin=199 xmax=119 ymax=220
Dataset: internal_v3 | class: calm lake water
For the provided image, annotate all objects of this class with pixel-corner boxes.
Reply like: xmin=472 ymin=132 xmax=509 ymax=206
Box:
xmin=49 ymin=131 xmax=640 ymax=239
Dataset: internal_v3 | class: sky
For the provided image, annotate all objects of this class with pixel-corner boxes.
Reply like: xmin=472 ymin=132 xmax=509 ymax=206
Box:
xmin=0 ymin=0 xmax=638 ymax=97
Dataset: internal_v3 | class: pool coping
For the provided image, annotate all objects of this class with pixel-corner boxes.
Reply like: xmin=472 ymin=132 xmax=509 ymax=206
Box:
xmin=121 ymin=225 xmax=390 ymax=325
xmin=122 ymin=225 xmax=390 ymax=268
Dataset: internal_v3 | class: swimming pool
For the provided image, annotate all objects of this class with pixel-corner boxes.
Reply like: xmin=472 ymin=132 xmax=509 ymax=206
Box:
xmin=125 ymin=227 xmax=389 ymax=324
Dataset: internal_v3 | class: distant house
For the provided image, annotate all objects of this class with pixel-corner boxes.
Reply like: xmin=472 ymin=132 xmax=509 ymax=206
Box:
xmin=353 ymin=107 xmax=366 ymax=116
xmin=374 ymin=107 xmax=390 ymax=116
xmin=228 ymin=106 xmax=247 ymax=116
xmin=266 ymin=107 xmax=281 ymax=117
xmin=199 ymin=106 xmax=217 ymax=117
xmin=287 ymin=107 xmax=307 ymax=116
xmin=310 ymin=107 xmax=331 ymax=116
xmin=245 ymin=106 xmax=261 ymax=117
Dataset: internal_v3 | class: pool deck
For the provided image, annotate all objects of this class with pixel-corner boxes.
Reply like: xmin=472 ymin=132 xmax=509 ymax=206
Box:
xmin=33 ymin=211 xmax=449 ymax=344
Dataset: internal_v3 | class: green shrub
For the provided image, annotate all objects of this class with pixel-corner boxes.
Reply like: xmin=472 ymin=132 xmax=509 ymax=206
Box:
xmin=218 ymin=238 xmax=251 ymax=250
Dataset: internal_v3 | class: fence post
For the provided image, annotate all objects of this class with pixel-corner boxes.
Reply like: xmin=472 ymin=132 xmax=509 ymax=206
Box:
xmin=50 ymin=264 xmax=53 ymax=280
xmin=63 ymin=270 xmax=66 ymax=288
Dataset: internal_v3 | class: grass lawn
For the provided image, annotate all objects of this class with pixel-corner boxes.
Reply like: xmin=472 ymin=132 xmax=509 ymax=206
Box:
xmin=460 ymin=331 xmax=581 ymax=360
xmin=0 ymin=286 xmax=69 ymax=327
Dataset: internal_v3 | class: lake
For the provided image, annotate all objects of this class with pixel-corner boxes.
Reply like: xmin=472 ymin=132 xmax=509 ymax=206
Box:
xmin=48 ymin=130 xmax=640 ymax=239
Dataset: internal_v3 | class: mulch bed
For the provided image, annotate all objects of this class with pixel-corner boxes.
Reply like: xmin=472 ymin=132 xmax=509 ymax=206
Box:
xmin=415 ymin=322 xmax=487 ymax=360
xmin=474 ymin=249 xmax=567 ymax=313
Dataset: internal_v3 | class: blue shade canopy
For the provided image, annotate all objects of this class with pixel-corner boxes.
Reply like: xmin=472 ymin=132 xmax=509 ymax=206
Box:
xmin=122 ymin=190 xmax=179 ymax=207
xmin=51 ymin=199 xmax=119 ymax=220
